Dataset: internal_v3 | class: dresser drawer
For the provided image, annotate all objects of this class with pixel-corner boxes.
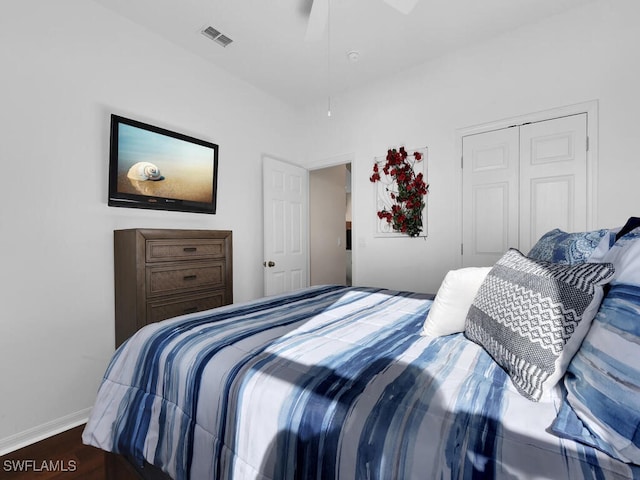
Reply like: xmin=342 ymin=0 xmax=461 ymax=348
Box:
xmin=146 ymin=239 xmax=226 ymax=262
xmin=146 ymin=261 xmax=225 ymax=297
xmin=146 ymin=290 xmax=226 ymax=323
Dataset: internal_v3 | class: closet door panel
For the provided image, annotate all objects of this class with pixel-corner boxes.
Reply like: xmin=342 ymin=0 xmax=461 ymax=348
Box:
xmin=462 ymin=128 xmax=519 ymax=267
xmin=472 ymin=182 xmax=511 ymax=254
xmin=529 ymin=175 xmax=574 ymax=243
xmin=519 ymin=114 xmax=588 ymax=252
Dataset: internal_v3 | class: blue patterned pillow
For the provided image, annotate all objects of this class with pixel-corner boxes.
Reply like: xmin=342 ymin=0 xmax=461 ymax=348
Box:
xmin=528 ymin=228 xmax=611 ymax=264
xmin=464 ymin=248 xmax=614 ymax=401
xmin=552 ymin=228 xmax=640 ymax=464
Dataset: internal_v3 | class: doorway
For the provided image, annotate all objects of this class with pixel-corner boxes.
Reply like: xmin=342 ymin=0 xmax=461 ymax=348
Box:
xmin=309 ymin=163 xmax=352 ymax=286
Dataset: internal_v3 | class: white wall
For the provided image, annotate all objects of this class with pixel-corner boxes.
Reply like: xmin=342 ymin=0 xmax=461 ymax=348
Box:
xmin=0 ymin=0 xmax=304 ymax=451
xmin=300 ymin=0 xmax=640 ymax=294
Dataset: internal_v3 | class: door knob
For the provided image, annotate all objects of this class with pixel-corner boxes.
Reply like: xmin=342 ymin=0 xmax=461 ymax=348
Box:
xmin=263 ymin=261 xmax=276 ymax=267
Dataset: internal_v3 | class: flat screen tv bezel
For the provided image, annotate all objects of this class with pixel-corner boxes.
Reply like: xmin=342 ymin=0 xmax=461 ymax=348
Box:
xmin=108 ymin=114 xmax=219 ymax=214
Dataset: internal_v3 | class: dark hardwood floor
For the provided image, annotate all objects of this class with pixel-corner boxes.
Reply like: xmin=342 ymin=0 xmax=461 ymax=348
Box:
xmin=0 ymin=425 xmax=105 ymax=479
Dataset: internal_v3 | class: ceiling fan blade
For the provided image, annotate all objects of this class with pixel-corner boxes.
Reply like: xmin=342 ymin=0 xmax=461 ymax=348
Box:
xmin=304 ymin=0 xmax=328 ymax=42
xmin=382 ymin=0 xmax=418 ymax=15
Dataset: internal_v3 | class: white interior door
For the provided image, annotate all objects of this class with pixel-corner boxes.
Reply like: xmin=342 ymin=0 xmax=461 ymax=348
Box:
xmin=519 ymin=113 xmax=588 ymax=252
xmin=462 ymin=127 xmax=520 ymax=267
xmin=263 ymin=156 xmax=309 ymax=296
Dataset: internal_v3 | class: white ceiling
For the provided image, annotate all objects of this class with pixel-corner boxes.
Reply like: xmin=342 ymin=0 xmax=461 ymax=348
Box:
xmin=92 ymin=0 xmax=597 ymax=108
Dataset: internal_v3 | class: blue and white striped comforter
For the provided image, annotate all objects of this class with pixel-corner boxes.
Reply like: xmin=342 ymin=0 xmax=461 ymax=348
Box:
xmin=82 ymin=285 xmax=637 ymax=479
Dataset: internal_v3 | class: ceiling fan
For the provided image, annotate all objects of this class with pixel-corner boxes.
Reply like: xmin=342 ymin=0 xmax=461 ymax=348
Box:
xmin=304 ymin=0 xmax=419 ymax=42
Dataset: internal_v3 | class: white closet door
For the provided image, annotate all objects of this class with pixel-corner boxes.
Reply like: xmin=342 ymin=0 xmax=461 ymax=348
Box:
xmin=519 ymin=114 xmax=588 ymax=252
xmin=462 ymin=127 xmax=520 ymax=267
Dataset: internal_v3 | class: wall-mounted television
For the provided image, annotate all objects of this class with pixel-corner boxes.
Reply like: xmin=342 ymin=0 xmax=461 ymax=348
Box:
xmin=108 ymin=114 xmax=218 ymax=214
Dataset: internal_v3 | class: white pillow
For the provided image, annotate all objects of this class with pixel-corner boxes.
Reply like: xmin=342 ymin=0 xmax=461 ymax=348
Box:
xmin=421 ymin=267 xmax=491 ymax=337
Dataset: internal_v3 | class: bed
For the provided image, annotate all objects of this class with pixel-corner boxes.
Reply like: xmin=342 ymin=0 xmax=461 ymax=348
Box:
xmin=83 ymin=224 xmax=640 ymax=480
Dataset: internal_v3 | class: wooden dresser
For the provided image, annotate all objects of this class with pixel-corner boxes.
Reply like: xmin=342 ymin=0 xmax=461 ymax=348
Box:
xmin=114 ymin=229 xmax=233 ymax=347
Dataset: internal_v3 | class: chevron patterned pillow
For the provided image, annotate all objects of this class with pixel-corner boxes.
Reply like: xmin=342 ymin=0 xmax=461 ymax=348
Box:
xmin=464 ymin=248 xmax=615 ymax=402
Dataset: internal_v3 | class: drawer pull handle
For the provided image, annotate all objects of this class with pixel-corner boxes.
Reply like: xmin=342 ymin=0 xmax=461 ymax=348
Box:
xmin=183 ymin=274 xmax=197 ymax=281
xmin=183 ymin=247 xmax=197 ymax=252
xmin=183 ymin=306 xmax=198 ymax=314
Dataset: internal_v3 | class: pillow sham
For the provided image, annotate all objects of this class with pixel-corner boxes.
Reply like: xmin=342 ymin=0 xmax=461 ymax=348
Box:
xmin=552 ymin=227 xmax=640 ymax=464
xmin=527 ymin=228 xmax=611 ymax=264
xmin=421 ymin=267 xmax=491 ymax=337
xmin=551 ymin=284 xmax=640 ymax=464
xmin=464 ymin=248 xmax=614 ymax=402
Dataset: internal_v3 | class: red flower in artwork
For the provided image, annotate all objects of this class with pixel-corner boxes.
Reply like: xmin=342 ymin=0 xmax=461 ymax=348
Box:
xmin=370 ymin=147 xmax=428 ymax=237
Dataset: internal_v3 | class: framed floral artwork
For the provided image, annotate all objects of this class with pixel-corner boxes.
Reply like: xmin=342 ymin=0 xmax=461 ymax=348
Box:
xmin=370 ymin=147 xmax=428 ymax=237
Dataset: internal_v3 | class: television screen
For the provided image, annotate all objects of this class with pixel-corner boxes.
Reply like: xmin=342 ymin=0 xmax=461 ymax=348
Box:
xmin=108 ymin=114 xmax=218 ymax=214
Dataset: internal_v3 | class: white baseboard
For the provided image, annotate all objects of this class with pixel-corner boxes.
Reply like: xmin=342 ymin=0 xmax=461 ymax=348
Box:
xmin=0 ymin=408 xmax=91 ymax=456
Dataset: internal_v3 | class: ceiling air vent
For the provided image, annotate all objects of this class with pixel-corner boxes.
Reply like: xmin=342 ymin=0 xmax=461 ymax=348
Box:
xmin=215 ymin=35 xmax=233 ymax=48
xmin=201 ymin=26 xmax=233 ymax=48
